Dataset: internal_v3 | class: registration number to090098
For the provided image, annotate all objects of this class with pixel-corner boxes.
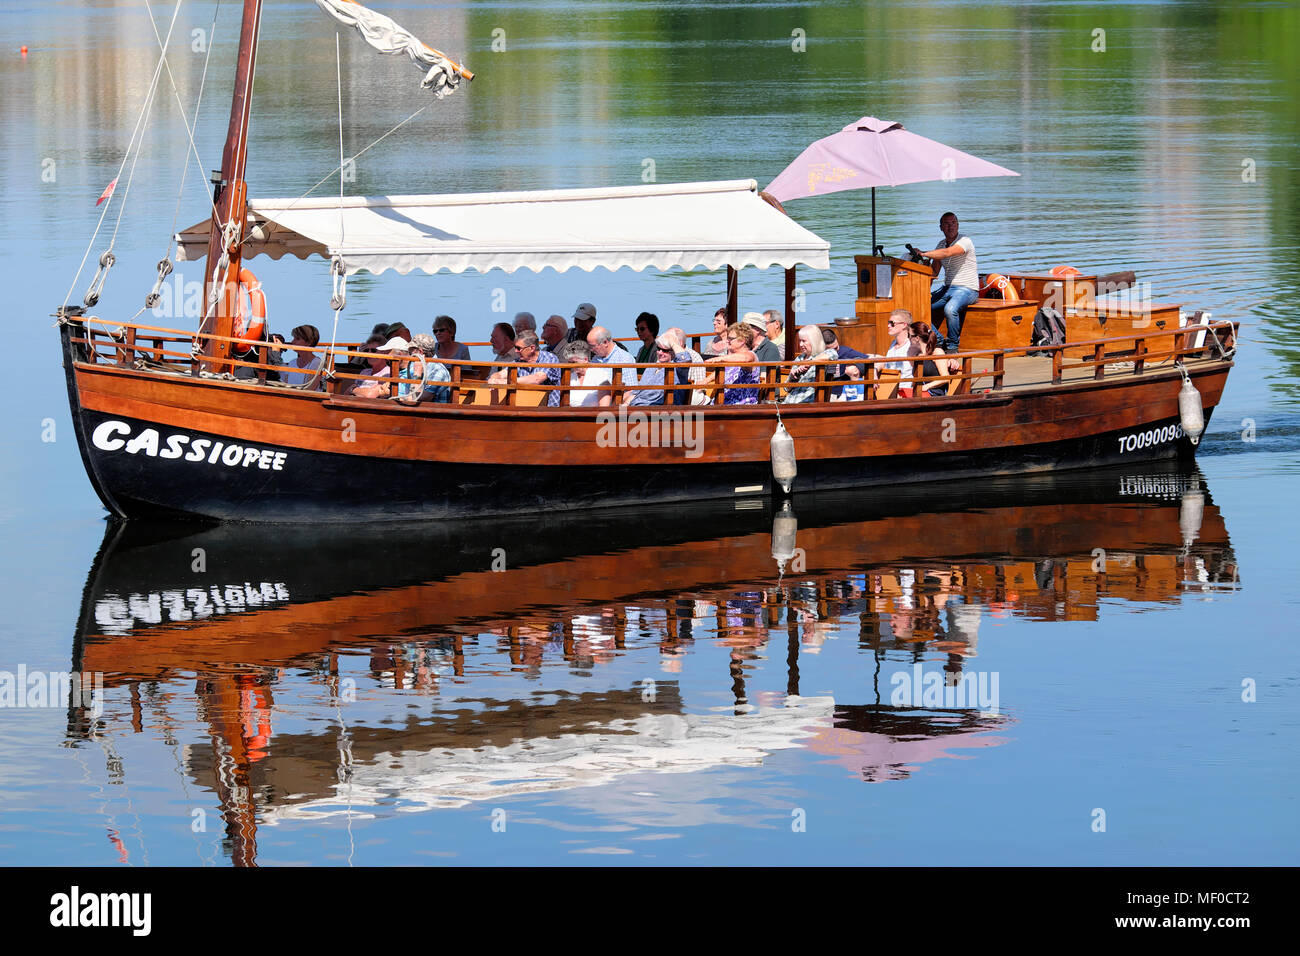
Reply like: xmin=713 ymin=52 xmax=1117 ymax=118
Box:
xmin=1117 ymin=423 xmax=1185 ymax=454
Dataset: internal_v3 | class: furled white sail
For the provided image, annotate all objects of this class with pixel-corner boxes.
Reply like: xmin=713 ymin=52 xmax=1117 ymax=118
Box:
xmin=315 ymin=0 xmax=472 ymax=97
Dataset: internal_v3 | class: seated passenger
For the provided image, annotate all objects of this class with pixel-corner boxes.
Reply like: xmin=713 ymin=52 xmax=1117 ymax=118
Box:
xmin=632 ymin=312 xmax=660 ymax=364
xmin=623 ymin=337 xmax=668 ymax=406
xmin=280 ymin=324 xmax=323 ymax=389
xmin=664 ymin=327 xmax=707 ymax=406
xmin=541 ymin=315 xmax=568 ymax=353
xmin=586 ymin=326 xmax=638 ymax=388
xmin=494 ymin=330 xmax=562 ymax=406
xmin=432 ymin=315 xmax=471 ymax=362
xmin=705 ymin=307 xmax=729 ymax=355
xmin=743 ymin=312 xmax=782 ymax=363
xmin=397 ymin=333 xmax=451 ymax=404
xmin=882 ymin=310 xmax=913 ymax=374
xmin=513 ymin=312 xmax=537 ymax=336
xmin=906 ymin=321 xmax=958 ymax=398
xmin=764 ymin=310 xmax=786 ymax=359
xmin=232 ymin=328 xmax=282 ymax=383
xmin=489 ymin=322 xmax=518 ymax=373
xmin=349 ymin=334 xmax=403 ymax=398
xmin=819 ymin=327 xmax=869 ymax=398
xmin=782 ymin=325 xmax=837 ymax=404
xmin=706 ymin=322 xmax=760 ymax=405
xmin=558 ymin=340 xmax=612 ymax=407
xmin=567 ymin=302 xmax=597 ymax=344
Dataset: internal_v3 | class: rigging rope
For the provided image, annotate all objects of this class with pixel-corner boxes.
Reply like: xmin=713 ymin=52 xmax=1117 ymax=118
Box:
xmin=337 ymin=30 xmax=346 ymax=268
xmin=107 ymin=0 xmax=182 ymax=253
xmin=62 ymin=0 xmax=184 ymax=312
xmin=151 ymin=0 xmax=224 ymax=269
xmin=289 ymin=103 xmax=429 ymax=207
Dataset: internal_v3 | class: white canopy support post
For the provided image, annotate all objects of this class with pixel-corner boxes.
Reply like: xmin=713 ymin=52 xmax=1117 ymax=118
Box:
xmin=784 ymin=267 xmax=797 ymax=359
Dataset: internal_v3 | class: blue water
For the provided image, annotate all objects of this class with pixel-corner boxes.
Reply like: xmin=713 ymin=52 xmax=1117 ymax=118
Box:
xmin=0 ymin=0 xmax=1297 ymax=865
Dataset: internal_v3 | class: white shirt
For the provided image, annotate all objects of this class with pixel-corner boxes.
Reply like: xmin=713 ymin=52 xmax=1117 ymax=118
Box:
xmin=939 ymin=235 xmax=978 ymax=291
xmin=883 ymin=340 xmax=911 ymax=374
xmin=570 ymin=366 xmax=613 ymax=406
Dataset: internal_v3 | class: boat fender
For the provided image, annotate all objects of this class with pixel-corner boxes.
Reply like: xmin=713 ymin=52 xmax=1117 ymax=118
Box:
xmin=771 ymin=500 xmax=798 ymax=575
xmin=1179 ymin=489 xmax=1205 ymax=550
xmin=1050 ymin=265 xmax=1082 ymax=278
xmin=770 ymin=421 xmax=797 ymax=495
xmin=1178 ymin=376 xmax=1205 ymax=446
xmin=233 ymin=266 xmax=267 ymax=347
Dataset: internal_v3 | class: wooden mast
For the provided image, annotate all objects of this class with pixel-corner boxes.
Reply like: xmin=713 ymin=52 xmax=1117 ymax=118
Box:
xmin=200 ymin=0 xmax=264 ymax=372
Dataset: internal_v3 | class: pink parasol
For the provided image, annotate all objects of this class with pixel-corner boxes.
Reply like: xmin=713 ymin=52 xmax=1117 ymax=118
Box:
xmin=766 ymin=116 xmax=1019 ymax=253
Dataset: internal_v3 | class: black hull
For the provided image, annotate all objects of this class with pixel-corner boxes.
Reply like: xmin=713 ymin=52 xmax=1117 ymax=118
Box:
xmin=67 ymin=406 xmax=1208 ymax=523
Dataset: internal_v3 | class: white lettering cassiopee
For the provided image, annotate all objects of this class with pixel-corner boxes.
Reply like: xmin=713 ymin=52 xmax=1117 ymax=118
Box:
xmin=91 ymin=419 xmax=286 ymax=471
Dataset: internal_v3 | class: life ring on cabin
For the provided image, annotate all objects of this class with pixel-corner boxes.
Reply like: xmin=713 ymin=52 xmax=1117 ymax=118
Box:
xmin=1050 ymin=265 xmax=1082 ymax=279
xmin=979 ymin=272 xmax=1018 ymax=300
xmin=232 ymin=266 xmax=267 ymax=347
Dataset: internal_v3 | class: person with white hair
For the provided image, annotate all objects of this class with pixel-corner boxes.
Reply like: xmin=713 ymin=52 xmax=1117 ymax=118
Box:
xmin=558 ymin=340 xmax=612 ymax=407
xmin=782 ymin=325 xmax=837 ymax=404
xmin=513 ymin=312 xmax=537 ymax=335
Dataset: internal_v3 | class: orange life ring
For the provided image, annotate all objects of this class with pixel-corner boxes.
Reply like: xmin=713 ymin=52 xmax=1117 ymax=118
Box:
xmin=233 ymin=266 xmax=266 ymax=346
xmin=979 ymin=272 xmax=1019 ymax=301
xmin=1050 ymin=265 xmax=1082 ymax=279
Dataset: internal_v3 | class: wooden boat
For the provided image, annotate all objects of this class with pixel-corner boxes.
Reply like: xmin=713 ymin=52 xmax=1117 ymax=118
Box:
xmin=56 ymin=0 xmax=1239 ymax=523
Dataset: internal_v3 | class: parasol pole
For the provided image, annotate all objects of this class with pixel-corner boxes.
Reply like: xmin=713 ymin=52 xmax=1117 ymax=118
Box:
xmin=871 ymin=186 xmax=876 ymax=255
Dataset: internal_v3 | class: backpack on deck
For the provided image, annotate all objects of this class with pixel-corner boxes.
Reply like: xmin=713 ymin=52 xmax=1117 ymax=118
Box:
xmin=1029 ymin=306 xmax=1066 ymax=356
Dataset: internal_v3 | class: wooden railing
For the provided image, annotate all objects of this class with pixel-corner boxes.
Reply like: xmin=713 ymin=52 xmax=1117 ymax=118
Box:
xmin=68 ymin=317 xmax=1238 ymax=408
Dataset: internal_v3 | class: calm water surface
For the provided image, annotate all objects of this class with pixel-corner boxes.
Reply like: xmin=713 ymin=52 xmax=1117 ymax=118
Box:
xmin=0 ymin=0 xmax=1297 ymax=865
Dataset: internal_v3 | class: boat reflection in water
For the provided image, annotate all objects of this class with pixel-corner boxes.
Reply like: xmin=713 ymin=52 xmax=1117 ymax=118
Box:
xmin=66 ymin=464 xmax=1237 ymax=865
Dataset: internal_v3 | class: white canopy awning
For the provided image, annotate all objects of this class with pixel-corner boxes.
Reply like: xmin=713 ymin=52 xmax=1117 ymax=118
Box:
xmin=175 ymin=179 xmax=830 ymax=276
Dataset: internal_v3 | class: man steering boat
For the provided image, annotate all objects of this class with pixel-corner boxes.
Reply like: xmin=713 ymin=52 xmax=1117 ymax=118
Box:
xmin=915 ymin=211 xmax=979 ymax=352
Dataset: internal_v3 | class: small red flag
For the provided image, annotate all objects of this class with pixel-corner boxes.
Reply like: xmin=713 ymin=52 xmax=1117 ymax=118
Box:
xmin=95 ymin=176 xmax=118 ymax=207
